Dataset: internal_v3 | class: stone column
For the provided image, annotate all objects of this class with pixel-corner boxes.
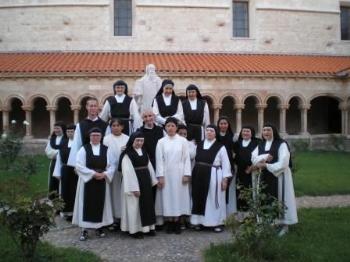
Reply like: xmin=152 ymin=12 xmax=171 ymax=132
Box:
xmin=234 ymin=104 xmax=245 ymax=134
xmin=71 ymin=104 xmax=81 ymax=124
xmin=299 ymin=104 xmax=310 ymax=136
xmin=339 ymin=102 xmax=348 ymax=136
xmin=46 ymin=106 xmax=57 ymax=134
xmin=213 ymin=103 xmax=222 ymax=124
xmin=256 ymin=104 xmax=267 ymax=135
xmin=2 ymin=106 xmax=9 ymax=134
xmin=22 ymin=105 xmax=33 ymax=139
xmin=278 ymin=104 xmax=289 ymax=137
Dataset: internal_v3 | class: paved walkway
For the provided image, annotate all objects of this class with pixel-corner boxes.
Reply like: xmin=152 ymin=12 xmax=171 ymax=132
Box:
xmin=44 ymin=195 xmax=350 ymax=262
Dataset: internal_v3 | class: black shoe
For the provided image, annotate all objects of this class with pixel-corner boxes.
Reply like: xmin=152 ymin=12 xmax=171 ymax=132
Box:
xmin=174 ymin=222 xmax=181 ymax=234
xmin=166 ymin=222 xmax=173 ymax=234
xmin=65 ymin=216 xmax=72 ymax=222
xmin=79 ymin=230 xmax=88 ymax=241
xmin=155 ymin=225 xmax=163 ymax=231
xmin=130 ymin=232 xmax=144 ymax=239
xmin=145 ymin=230 xmax=156 ymax=237
xmin=95 ymin=228 xmax=106 ymax=238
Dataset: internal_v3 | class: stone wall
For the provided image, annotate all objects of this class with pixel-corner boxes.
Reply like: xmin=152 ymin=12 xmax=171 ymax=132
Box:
xmin=0 ymin=0 xmax=349 ymax=54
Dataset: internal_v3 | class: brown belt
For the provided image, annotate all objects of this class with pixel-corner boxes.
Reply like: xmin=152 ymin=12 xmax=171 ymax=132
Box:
xmin=134 ymin=165 xmax=148 ymax=171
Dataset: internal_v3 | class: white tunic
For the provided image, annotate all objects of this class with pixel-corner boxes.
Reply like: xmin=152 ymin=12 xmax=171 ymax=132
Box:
xmin=191 ymin=140 xmax=233 ymax=227
xmin=103 ymin=133 xmax=129 ymax=219
xmin=72 ymin=144 xmax=116 ymax=229
xmin=45 ymin=135 xmax=62 ymax=160
xmin=100 ymin=94 xmax=142 ymax=134
xmin=120 ymin=151 xmax=158 ymax=234
xmin=251 ymin=141 xmax=298 ymax=225
xmin=67 ymin=117 xmax=110 ymax=167
xmin=155 ymin=134 xmax=191 ymax=216
xmin=152 ymin=94 xmax=184 ymax=125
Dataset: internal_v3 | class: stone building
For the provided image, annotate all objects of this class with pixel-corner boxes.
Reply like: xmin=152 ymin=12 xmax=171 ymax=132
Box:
xmin=0 ymin=0 xmax=349 ymax=150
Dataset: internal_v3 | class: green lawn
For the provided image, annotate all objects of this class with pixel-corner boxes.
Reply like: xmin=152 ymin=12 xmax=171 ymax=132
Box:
xmin=205 ymin=207 xmax=350 ymax=262
xmin=293 ymin=151 xmax=350 ymax=196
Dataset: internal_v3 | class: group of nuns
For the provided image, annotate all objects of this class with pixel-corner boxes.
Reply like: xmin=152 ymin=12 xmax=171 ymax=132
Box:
xmin=45 ymin=79 xmax=298 ymax=241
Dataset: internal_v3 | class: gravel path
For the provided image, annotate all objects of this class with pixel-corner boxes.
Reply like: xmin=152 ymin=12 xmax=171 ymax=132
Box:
xmin=44 ymin=195 xmax=350 ymax=262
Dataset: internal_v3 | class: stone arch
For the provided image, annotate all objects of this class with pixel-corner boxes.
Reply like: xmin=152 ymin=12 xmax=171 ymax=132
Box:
xmin=263 ymin=94 xmax=284 ymax=105
xmin=8 ymin=97 xmax=26 ymax=137
xmin=264 ymin=96 xmax=281 ymax=129
xmin=286 ymin=96 xmax=302 ymax=134
xmin=52 ymin=94 xmax=74 ymax=107
xmin=202 ymin=93 xmax=217 ymax=105
xmin=32 ymin=97 xmax=50 ymax=138
xmin=242 ymin=95 xmax=259 ymax=132
xmin=307 ymin=93 xmax=344 ymax=105
xmin=28 ymin=94 xmax=51 ymax=108
xmin=308 ymin=95 xmax=341 ymax=134
xmin=220 ymin=96 xmax=236 ymax=130
xmin=218 ymin=93 xmax=239 ymax=105
xmin=242 ymin=93 xmax=263 ymax=105
xmin=55 ymin=96 xmax=74 ymax=125
xmin=100 ymin=93 xmax=113 ymax=105
xmin=75 ymin=93 xmax=98 ymax=106
xmin=286 ymin=94 xmax=307 ymax=107
xmin=4 ymin=95 xmax=25 ymax=109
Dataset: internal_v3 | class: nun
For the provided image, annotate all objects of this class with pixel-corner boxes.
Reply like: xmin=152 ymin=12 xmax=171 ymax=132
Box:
xmin=120 ymin=131 xmax=158 ymax=238
xmin=155 ymin=117 xmax=191 ymax=234
xmin=191 ymin=125 xmax=233 ymax=232
xmin=232 ymin=126 xmax=260 ymax=217
xmin=73 ymin=127 xmax=116 ymax=241
xmin=100 ymin=80 xmax=142 ymax=135
xmin=53 ymin=124 xmax=77 ymax=220
xmin=102 ymin=118 xmax=129 ymax=227
xmin=251 ymin=124 xmax=298 ymax=235
xmin=45 ymin=121 xmax=66 ymax=197
xmin=182 ymin=84 xmax=210 ymax=144
xmin=152 ymin=79 xmax=184 ymax=126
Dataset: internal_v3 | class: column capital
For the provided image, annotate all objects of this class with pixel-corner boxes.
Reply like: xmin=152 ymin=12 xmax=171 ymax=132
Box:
xmin=256 ymin=104 xmax=267 ymax=110
xmin=1 ymin=106 xmax=10 ymax=112
xmin=21 ymin=105 xmax=33 ymax=111
xmin=46 ymin=106 xmax=57 ymax=111
xmin=298 ymin=104 xmax=311 ymax=110
xmin=213 ymin=103 xmax=222 ymax=110
xmin=234 ymin=104 xmax=245 ymax=110
xmin=70 ymin=104 xmax=81 ymax=111
xmin=278 ymin=104 xmax=289 ymax=110
xmin=339 ymin=102 xmax=349 ymax=111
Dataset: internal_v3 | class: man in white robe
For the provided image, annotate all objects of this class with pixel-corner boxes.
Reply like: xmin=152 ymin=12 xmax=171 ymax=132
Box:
xmin=72 ymin=128 xmax=116 ymax=241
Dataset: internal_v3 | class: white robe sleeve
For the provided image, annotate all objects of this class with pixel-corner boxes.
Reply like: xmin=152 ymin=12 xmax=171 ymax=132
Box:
xmin=148 ymin=161 xmax=158 ymax=186
xmin=53 ymin=153 xmax=62 ymax=178
xmin=251 ymin=146 xmax=269 ymax=165
xmin=99 ymin=101 xmax=111 ymax=122
xmin=218 ymin=146 xmax=232 ymax=178
xmin=155 ymin=141 xmax=165 ymax=177
xmin=173 ymin=100 xmax=184 ymax=124
xmin=67 ymin=124 xmax=82 ymax=167
xmin=152 ymin=99 xmax=167 ymax=125
xmin=266 ymin=143 xmax=290 ymax=177
xmin=189 ymin=141 xmax=197 ymax=161
xmin=203 ymin=102 xmax=210 ymax=127
xmin=121 ymin=156 xmax=140 ymax=193
xmin=104 ymin=148 xmax=116 ymax=183
xmin=182 ymin=139 xmax=192 ymax=177
xmin=130 ymin=99 xmax=142 ymax=131
xmin=75 ymin=147 xmax=95 ymax=183
xmin=45 ymin=140 xmax=58 ymax=159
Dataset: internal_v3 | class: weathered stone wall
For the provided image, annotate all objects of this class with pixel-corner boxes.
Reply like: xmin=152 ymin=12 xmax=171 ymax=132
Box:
xmin=0 ymin=0 xmax=349 ymax=54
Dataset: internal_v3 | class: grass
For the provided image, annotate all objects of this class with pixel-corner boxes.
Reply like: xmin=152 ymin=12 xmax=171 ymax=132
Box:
xmin=205 ymin=207 xmax=350 ymax=262
xmin=293 ymin=151 xmax=350 ymax=196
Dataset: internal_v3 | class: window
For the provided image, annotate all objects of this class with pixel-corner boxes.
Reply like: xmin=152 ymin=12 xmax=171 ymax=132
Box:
xmin=114 ymin=0 xmax=132 ymax=36
xmin=232 ymin=1 xmax=249 ymax=38
xmin=341 ymin=6 xmax=350 ymax=40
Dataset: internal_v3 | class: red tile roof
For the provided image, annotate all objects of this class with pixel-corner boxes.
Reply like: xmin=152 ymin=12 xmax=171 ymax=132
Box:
xmin=0 ymin=52 xmax=350 ymax=77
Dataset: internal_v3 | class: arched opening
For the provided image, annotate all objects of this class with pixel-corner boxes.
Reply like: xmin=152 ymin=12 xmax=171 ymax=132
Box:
xmin=264 ymin=97 xmax=280 ymax=128
xmin=308 ymin=96 xmax=341 ymax=134
xmin=0 ymin=108 xmax=3 ymax=135
xmin=203 ymin=96 xmax=214 ymax=124
xmin=220 ymin=96 xmax=236 ymax=130
xmin=242 ymin=96 xmax=258 ymax=132
xmin=56 ymin=97 xmax=73 ymax=125
xmin=78 ymin=97 xmax=91 ymax=121
xmin=286 ymin=97 xmax=302 ymax=135
xmin=32 ymin=97 xmax=50 ymax=138
xmin=9 ymin=98 xmax=25 ymax=137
